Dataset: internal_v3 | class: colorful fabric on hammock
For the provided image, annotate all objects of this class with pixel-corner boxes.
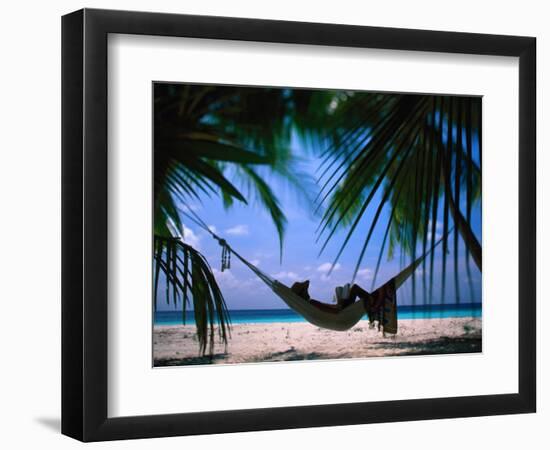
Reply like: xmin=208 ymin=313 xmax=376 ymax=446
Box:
xmin=365 ymin=279 xmax=398 ymax=334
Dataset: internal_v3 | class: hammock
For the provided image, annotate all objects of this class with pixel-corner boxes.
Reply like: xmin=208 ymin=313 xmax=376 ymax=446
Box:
xmin=227 ymin=239 xmax=442 ymax=331
xmin=180 ymin=208 xmax=447 ymax=332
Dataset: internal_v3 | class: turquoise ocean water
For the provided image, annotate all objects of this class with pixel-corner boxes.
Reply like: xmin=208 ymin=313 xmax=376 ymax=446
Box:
xmin=154 ymin=303 xmax=481 ymax=326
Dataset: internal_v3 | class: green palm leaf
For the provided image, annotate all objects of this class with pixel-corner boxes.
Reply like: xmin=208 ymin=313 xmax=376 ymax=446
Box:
xmin=153 ymin=237 xmax=231 ymax=356
xmin=315 ymin=92 xmax=482 ymax=303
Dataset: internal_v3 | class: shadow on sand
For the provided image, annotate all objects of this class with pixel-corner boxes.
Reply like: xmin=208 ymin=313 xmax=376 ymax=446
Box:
xmin=154 ymin=347 xmax=330 ymax=366
xmin=371 ymin=336 xmax=482 ymax=355
xmin=154 ymin=336 xmax=481 ymax=366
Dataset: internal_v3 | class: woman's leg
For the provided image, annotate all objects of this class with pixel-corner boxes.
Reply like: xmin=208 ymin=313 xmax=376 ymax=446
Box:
xmin=339 ymin=284 xmax=372 ymax=309
xmin=350 ymin=283 xmax=371 ymax=300
xmin=349 ymin=283 xmax=384 ymax=325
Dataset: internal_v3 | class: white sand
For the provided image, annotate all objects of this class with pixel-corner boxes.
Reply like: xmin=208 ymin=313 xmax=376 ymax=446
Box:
xmin=153 ymin=317 xmax=481 ymax=366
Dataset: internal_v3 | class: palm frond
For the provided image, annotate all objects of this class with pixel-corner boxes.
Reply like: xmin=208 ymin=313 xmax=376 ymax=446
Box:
xmin=153 ymin=236 xmax=231 ymax=356
xmin=317 ymin=96 xmax=430 ymax=267
xmin=313 ymin=92 xmax=481 ymax=303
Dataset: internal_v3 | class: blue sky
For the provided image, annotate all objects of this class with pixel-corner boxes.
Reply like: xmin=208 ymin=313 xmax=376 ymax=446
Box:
xmin=158 ymin=130 xmax=482 ymax=311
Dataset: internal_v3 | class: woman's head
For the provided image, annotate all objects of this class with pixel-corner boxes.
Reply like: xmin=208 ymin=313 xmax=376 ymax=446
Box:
xmin=291 ymin=280 xmax=311 ymax=300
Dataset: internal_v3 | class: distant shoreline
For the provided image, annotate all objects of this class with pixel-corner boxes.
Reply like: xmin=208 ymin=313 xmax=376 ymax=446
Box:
xmin=153 ymin=317 xmax=482 ymax=366
xmin=154 ymin=304 xmax=482 ymax=326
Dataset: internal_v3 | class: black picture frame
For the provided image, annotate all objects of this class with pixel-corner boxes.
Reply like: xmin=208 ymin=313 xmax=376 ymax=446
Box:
xmin=61 ymin=8 xmax=536 ymax=442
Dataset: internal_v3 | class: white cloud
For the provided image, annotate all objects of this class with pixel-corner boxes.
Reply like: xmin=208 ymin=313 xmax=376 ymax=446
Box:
xmin=316 ymin=262 xmax=341 ymax=274
xmin=208 ymin=225 xmax=217 ymax=233
xmin=182 ymin=225 xmax=201 ymax=249
xmin=212 ymin=268 xmax=255 ymax=289
xmin=272 ymin=271 xmax=301 ymax=281
xmin=225 ymin=224 xmax=249 ymax=236
xmin=254 ymin=251 xmax=274 ymax=260
xmin=357 ymin=268 xmax=373 ymax=280
xmin=250 ymin=259 xmax=260 ymax=266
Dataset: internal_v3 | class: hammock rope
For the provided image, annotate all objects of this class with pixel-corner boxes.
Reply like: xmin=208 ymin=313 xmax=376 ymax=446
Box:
xmin=178 ymin=206 xmax=448 ymax=331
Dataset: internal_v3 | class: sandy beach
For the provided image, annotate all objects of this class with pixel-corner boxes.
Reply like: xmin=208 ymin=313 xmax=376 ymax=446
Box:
xmin=153 ymin=317 xmax=481 ymax=366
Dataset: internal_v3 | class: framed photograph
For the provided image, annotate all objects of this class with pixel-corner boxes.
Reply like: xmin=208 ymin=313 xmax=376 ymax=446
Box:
xmin=61 ymin=8 xmax=536 ymax=441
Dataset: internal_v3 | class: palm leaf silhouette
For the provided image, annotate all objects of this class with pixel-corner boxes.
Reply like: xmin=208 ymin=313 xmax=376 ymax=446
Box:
xmin=154 ymin=84 xmax=319 ymax=353
xmin=316 ymin=92 xmax=481 ymax=303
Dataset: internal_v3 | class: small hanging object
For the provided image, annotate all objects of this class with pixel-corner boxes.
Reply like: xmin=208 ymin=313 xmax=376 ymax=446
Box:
xmin=219 ymin=239 xmax=231 ymax=272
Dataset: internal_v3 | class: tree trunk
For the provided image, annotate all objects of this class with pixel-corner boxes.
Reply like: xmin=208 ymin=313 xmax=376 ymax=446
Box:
xmin=440 ymin=152 xmax=482 ymax=271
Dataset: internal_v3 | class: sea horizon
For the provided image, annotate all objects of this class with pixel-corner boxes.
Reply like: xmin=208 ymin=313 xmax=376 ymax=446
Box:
xmin=154 ymin=303 xmax=482 ymax=326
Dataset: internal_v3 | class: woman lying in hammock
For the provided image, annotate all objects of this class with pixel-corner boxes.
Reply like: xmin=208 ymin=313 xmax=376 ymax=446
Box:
xmin=291 ymin=280 xmax=390 ymax=312
xmin=290 ymin=279 xmax=398 ymax=333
